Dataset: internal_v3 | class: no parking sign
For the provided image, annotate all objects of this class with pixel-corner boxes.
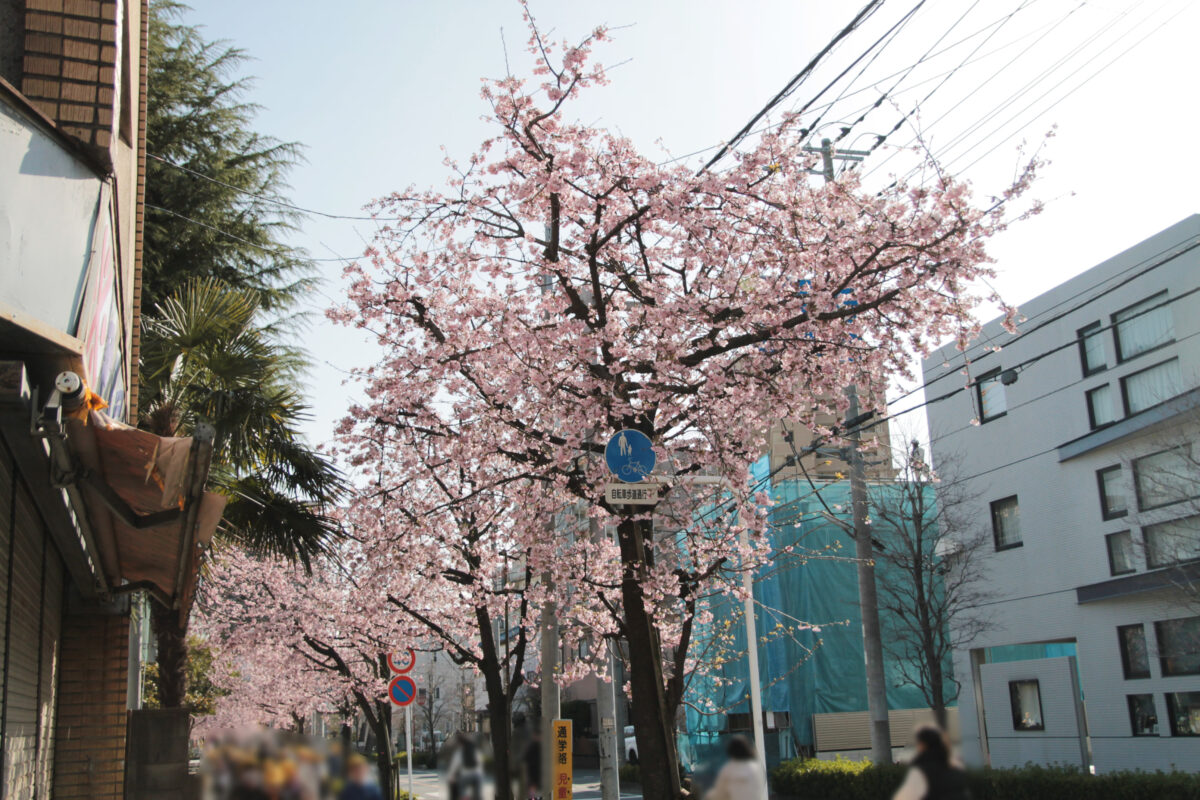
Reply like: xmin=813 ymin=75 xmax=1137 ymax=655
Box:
xmin=389 ymin=674 xmax=418 ymax=707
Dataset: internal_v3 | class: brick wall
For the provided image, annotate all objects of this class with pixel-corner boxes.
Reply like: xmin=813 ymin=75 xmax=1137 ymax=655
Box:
xmin=20 ymin=0 xmax=120 ymax=148
xmin=52 ymin=611 xmax=129 ymax=799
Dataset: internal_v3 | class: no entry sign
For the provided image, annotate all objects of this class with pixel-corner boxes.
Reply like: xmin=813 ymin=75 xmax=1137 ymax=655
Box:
xmin=389 ymin=674 xmax=418 ymax=707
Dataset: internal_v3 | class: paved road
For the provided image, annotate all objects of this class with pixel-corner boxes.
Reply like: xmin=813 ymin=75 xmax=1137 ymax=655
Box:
xmin=397 ymin=768 xmax=642 ymax=800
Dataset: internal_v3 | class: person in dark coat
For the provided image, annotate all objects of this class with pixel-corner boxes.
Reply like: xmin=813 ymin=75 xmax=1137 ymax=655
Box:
xmin=523 ymin=729 xmax=543 ymax=800
xmin=892 ymin=725 xmax=969 ymax=800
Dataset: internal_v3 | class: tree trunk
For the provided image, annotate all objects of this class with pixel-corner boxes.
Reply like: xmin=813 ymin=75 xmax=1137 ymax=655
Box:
xmin=617 ymin=515 xmax=682 ymax=800
xmin=152 ymin=600 xmax=189 ymax=708
xmin=373 ymin=700 xmax=396 ymax=800
xmin=928 ymin=648 xmax=948 ymax=729
xmin=482 ymin=665 xmax=515 ymax=800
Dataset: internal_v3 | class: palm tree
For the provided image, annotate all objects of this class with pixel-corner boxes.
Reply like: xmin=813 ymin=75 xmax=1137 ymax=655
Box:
xmin=140 ymin=277 xmax=344 ymax=707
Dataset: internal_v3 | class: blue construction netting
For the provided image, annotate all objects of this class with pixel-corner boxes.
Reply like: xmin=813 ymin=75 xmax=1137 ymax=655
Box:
xmin=680 ymin=456 xmax=955 ymax=772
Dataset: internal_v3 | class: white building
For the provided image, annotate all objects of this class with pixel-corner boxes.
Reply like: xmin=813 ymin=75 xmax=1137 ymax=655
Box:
xmin=923 ymin=215 xmax=1200 ymax=773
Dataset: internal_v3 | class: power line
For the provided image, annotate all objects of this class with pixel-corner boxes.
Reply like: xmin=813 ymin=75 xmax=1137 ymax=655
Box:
xmin=887 ymin=0 xmax=1183 ymax=191
xmin=145 ymin=203 xmax=354 ymax=263
xmin=658 ymin=5 xmax=1083 ymax=169
xmin=149 ymin=153 xmax=401 ymax=222
xmin=698 ymin=0 xmax=888 ymax=173
xmin=792 ymin=0 xmax=934 ymax=152
xmin=678 ymin=276 xmax=1200 ymax=533
xmin=861 ymin=0 xmax=1087 ymax=181
xmin=946 ymin=0 xmax=1189 ymax=175
xmin=917 ymin=0 xmax=1141 ymax=169
xmin=887 ymin=234 xmax=1200 ymax=410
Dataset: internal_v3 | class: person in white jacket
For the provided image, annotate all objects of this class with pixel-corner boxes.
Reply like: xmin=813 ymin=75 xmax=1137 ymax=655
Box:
xmin=705 ymin=736 xmax=764 ymax=800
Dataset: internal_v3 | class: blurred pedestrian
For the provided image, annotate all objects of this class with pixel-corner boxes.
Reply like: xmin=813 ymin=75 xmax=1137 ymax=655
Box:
xmin=704 ymin=736 xmax=763 ymax=800
xmin=523 ymin=729 xmax=542 ymax=800
xmin=339 ymin=753 xmax=383 ymax=800
xmin=448 ymin=733 xmax=484 ymax=800
xmin=892 ymin=725 xmax=969 ymax=800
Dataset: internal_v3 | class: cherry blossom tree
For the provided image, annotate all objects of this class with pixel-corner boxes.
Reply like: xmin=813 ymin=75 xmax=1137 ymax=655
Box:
xmin=196 ymin=546 xmax=413 ymax=797
xmin=330 ymin=10 xmax=1040 ymax=799
xmin=336 ymin=424 xmax=544 ymax=800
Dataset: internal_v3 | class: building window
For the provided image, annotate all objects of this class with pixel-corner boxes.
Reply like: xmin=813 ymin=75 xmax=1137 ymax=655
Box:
xmin=1009 ymin=679 xmax=1045 ymax=731
xmin=726 ymin=713 xmax=752 ymax=731
xmin=1078 ymin=321 xmax=1107 ymax=375
xmin=1106 ymin=531 xmax=1135 ymax=576
xmin=1118 ymin=624 xmax=1151 ymax=679
xmin=1113 ymin=292 xmax=1173 ymax=363
xmin=1165 ymin=692 xmax=1200 ymax=736
xmin=990 ymin=496 xmax=1021 ymax=550
xmin=1144 ymin=516 xmax=1200 ymax=569
xmin=1097 ymin=465 xmax=1127 ymax=519
xmin=1127 ymin=694 xmax=1158 ymax=736
xmin=1155 ymin=617 xmax=1200 ymax=677
xmin=1086 ymin=384 xmax=1118 ymax=429
xmin=976 ymin=369 xmax=1008 ymax=422
xmin=1121 ymin=358 xmax=1183 ymax=415
xmin=1133 ymin=447 xmax=1194 ymax=511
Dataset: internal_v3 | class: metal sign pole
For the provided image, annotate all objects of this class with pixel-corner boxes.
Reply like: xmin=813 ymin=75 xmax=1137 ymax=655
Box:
xmin=406 ymin=704 xmax=413 ymax=799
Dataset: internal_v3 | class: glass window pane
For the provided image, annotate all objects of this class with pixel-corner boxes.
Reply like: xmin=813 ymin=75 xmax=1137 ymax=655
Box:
xmin=1123 ymin=359 xmax=1182 ymax=414
xmin=1087 ymin=384 xmax=1117 ymax=428
xmin=1166 ymin=692 xmax=1200 ymax=736
xmin=1128 ymin=694 xmax=1158 ymax=736
xmin=1009 ymin=680 xmax=1044 ymax=731
xmin=1106 ymin=531 xmax=1134 ymax=575
xmin=1144 ymin=517 xmax=1200 ymax=569
xmin=991 ymin=496 xmax=1021 ymax=549
xmin=1114 ymin=293 xmax=1174 ymax=361
xmin=1119 ymin=624 xmax=1150 ymax=679
xmin=978 ymin=373 xmax=1007 ymax=421
xmin=1080 ymin=324 xmax=1106 ymax=373
xmin=1098 ymin=466 xmax=1126 ymax=518
xmin=1134 ymin=448 xmax=1194 ymax=510
xmin=1156 ymin=617 xmax=1200 ymax=677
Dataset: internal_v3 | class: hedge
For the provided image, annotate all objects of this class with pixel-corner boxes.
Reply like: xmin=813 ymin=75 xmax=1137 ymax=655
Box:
xmin=770 ymin=757 xmax=1200 ymax=800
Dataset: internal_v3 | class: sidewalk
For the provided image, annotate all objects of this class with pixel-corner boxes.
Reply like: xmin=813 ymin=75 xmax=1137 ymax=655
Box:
xmin=398 ymin=768 xmax=642 ymax=800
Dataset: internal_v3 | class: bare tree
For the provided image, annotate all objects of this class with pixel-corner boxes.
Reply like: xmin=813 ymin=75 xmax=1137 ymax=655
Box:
xmin=416 ymin=651 xmax=460 ymax=765
xmin=870 ymin=441 xmax=994 ymax=727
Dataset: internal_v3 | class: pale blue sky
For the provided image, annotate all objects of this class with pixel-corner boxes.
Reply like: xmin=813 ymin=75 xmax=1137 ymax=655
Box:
xmin=181 ymin=1 xmax=1200 ymax=445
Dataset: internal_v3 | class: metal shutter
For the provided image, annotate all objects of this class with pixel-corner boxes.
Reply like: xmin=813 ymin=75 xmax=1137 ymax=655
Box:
xmin=1 ymin=444 xmax=64 ymax=799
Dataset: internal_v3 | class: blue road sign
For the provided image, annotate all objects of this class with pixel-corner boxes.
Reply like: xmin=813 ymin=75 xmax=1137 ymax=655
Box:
xmin=605 ymin=429 xmax=656 ymax=483
xmin=389 ymin=674 xmax=418 ymax=707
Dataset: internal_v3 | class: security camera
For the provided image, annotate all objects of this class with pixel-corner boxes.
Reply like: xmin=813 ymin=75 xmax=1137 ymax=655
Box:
xmin=54 ymin=371 xmax=85 ymax=409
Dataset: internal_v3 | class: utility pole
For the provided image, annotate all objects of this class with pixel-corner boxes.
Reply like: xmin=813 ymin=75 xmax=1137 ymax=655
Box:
xmin=592 ymin=520 xmax=620 ymax=800
xmin=809 ymin=137 xmax=892 ymax=765
xmin=540 ymin=565 xmax=560 ymax=800
xmin=845 ymin=384 xmax=892 ymax=765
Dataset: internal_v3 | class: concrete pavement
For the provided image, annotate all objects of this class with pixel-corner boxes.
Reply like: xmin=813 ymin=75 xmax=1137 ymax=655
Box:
xmin=396 ymin=768 xmax=642 ymax=800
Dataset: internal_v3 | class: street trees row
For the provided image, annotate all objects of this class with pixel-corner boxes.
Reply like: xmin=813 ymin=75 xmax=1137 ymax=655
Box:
xmin=184 ymin=10 xmax=1042 ymax=800
xmin=322 ymin=12 xmax=1041 ymax=800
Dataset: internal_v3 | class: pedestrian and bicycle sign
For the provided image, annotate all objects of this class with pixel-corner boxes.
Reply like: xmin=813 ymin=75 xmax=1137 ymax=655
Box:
xmin=604 ymin=429 xmax=655 ymax=483
xmin=389 ymin=674 xmax=418 ymax=707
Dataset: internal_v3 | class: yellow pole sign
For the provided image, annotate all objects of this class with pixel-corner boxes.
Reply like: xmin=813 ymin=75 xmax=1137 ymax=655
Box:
xmin=552 ymin=718 xmax=573 ymax=800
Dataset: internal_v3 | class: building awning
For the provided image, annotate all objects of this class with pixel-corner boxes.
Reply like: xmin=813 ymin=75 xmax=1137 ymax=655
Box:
xmin=1 ymin=363 xmax=225 ymax=623
xmin=56 ymin=409 xmax=226 ymax=621
xmin=1076 ymin=561 xmax=1200 ymax=604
